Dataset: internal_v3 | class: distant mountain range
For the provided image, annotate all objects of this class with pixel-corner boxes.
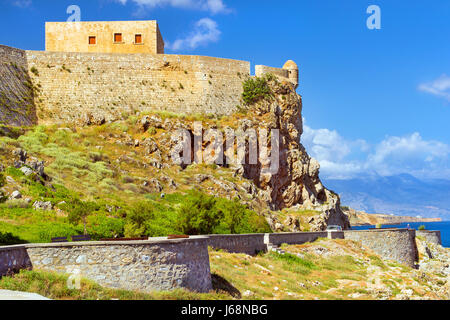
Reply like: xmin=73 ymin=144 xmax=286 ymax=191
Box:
xmin=323 ymin=173 xmax=450 ymax=220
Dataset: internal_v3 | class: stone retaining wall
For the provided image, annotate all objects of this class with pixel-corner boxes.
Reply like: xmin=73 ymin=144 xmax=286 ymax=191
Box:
xmin=0 ymin=229 xmax=427 ymax=293
xmin=0 ymin=237 xmax=212 ymax=293
xmin=268 ymin=231 xmax=329 ymax=246
xmin=344 ymin=229 xmax=418 ymax=267
xmin=206 ymin=234 xmax=266 ymax=255
xmin=416 ymin=230 xmax=442 ymax=246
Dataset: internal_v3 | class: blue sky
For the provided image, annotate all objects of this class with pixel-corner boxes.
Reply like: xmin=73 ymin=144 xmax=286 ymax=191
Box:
xmin=1 ymin=0 xmax=450 ymax=180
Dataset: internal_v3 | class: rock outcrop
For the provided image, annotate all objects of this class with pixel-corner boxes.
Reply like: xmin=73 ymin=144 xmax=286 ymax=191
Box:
xmin=237 ymin=79 xmax=349 ymax=230
xmin=163 ymin=78 xmax=350 ymax=231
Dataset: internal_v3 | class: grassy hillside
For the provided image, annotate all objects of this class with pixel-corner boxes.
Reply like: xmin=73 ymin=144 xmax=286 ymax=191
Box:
xmin=0 ymin=113 xmax=278 ymax=244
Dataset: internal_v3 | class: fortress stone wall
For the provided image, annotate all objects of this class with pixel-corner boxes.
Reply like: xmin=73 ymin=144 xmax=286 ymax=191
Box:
xmin=25 ymin=50 xmax=250 ymax=124
xmin=0 ymin=45 xmax=37 ymax=126
xmin=0 ymin=43 xmax=303 ymax=126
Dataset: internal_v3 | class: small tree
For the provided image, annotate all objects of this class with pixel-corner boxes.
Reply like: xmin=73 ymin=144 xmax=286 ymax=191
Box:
xmin=418 ymin=225 xmax=426 ymax=231
xmin=178 ymin=191 xmax=224 ymax=235
xmin=216 ymin=198 xmax=247 ymax=234
xmin=66 ymin=199 xmax=97 ymax=235
xmin=124 ymin=201 xmax=155 ymax=237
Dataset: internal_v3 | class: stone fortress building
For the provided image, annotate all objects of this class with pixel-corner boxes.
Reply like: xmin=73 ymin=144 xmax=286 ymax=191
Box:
xmin=45 ymin=21 xmax=165 ymax=55
xmin=0 ymin=20 xmax=299 ymax=126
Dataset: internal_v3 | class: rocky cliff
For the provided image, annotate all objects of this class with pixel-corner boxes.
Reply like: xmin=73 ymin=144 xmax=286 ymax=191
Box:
xmin=236 ymin=78 xmax=350 ymax=230
xmin=173 ymin=76 xmax=350 ymax=231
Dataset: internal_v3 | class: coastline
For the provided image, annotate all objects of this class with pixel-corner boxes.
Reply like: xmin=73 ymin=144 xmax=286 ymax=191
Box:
xmin=343 ymin=208 xmax=442 ymax=227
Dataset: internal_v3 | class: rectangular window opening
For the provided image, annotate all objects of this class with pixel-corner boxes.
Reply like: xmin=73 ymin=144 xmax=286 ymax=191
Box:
xmin=135 ymin=34 xmax=142 ymax=44
xmin=89 ymin=36 xmax=96 ymax=45
xmin=114 ymin=33 xmax=122 ymax=43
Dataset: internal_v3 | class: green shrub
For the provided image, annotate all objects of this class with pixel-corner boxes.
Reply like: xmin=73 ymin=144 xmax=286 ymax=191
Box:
xmin=18 ymin=127 xmax=114 ymax=189
xmin=418 ymin=225 xmax=426 ymax=231
xmin=30 ymin=66 xmax=39 ymax=76
xmin=87 ymin=214 xmax=124 ymax=240
xmin=178 ymin=191 xmax=224 ymax=235
xmin=242 ymin=74 xmax=275 ymax=105
xmin=0 ymin=199 xmax=31 ymax=209
xmin=36 ymin=223 xmax=82 ymax=243
xmin=62 ymin=199 xmax=99 ymax=235
xmin=4 ymin=167 xmax=24 ymax=179
xmin=269 ymin=252 xmax=316 ymax=275
xmin=124 ymin=201 xmax=155 ymax=237
xmin=215 ymin=198 xmax=271 ymax=234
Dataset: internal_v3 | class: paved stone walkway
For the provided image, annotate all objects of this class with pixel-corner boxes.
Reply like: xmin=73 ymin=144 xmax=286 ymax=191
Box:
xmin=0 ymin=290 xmax=51 ymax=300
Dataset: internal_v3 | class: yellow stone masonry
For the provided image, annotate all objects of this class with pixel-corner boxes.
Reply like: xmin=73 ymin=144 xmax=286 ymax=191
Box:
xmin=45 ymin=21 xmax=164 ymax=54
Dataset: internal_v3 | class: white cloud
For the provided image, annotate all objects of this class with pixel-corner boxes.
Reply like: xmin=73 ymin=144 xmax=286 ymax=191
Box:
xmin=366 ymin=132 xmax=450 ymax=178
xmin=12 ymin=0 xmax=31 ymax=8
xmin=302 ymin=122 xmax=450 ymax=180
xmin=165 ymin=18 xmax=221 ymax=51
xmin=418 ymin=74 xmax=450 ymax=102
xmin=116 ymin=0 xmax=230 ymax=14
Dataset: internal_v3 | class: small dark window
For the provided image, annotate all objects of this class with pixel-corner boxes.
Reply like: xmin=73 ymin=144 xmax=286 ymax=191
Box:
xmin=135 ymin=34 xmax=142 ymax=44
xmin=114 ymin=33 xmax=122 ymax=43
xmin=89 ymin=36 xmax=96 ymax=45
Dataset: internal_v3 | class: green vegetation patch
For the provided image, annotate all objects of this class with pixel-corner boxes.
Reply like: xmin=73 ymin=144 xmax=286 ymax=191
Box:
xmin=242 ymin=74 xmax=276 ymax=105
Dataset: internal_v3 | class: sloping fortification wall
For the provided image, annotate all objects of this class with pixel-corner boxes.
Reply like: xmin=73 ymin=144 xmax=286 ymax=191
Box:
xmin=344 ymin=229 xmax=418 ymax=267
xmin=0 ymin=237 xmax=212 ymax=293
xmin=416 ymin=230 xmax=442 ymax=246
xmin=0 ymin=45 xmax=37 ymax=126
xmin=25 ymin=51 xmax=250 ymax=124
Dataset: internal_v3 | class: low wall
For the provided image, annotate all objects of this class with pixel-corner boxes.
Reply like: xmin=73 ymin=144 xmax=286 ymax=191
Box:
xmin=268 ymin=232 xmax=329 ymax=246
xmin=0 ymin=237 xmax=212 ymax=293
xmin=416 ymin=230 xmax=442 ymax=246
xmin=1 ymin=229 xmax=425 ymax=293
xmin=206 ymin=234 xmax=266 ymax=255
xmin=344 ymin=229 xmax=418 ymax=267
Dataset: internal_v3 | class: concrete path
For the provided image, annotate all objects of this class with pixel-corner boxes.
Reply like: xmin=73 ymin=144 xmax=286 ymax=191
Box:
xmin=0 ymin=290 xmax=51 ymax=300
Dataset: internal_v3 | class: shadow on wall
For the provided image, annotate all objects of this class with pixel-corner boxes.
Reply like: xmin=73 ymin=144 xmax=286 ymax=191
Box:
xmin=0 ymin=45 xmax=37 ymax=127
xmin=0 ymin=246 xmax=33 ymax=278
